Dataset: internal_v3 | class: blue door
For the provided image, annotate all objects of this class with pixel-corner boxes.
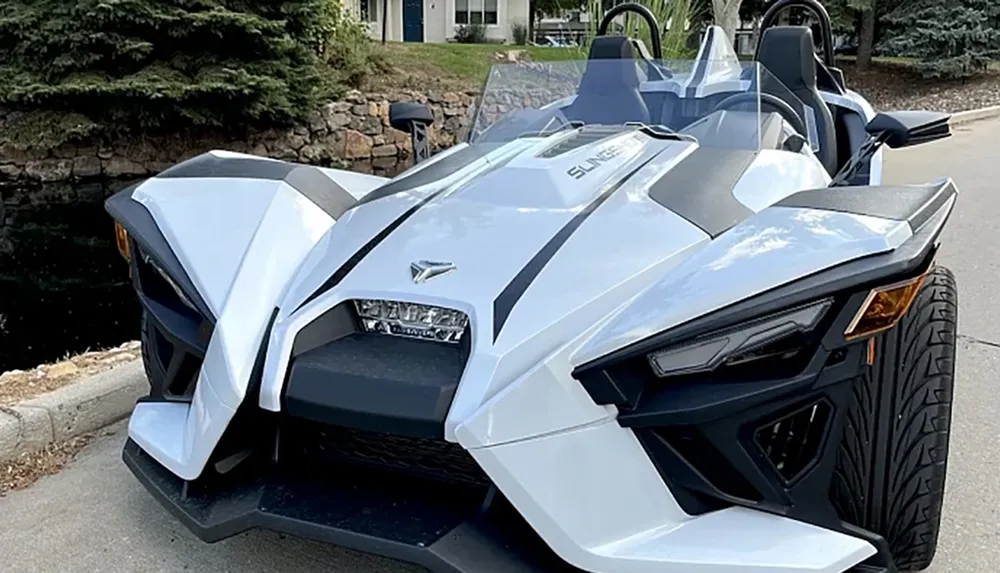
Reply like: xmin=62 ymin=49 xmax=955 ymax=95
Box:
xmin=403 ymin=0 xmax=423 ymax=42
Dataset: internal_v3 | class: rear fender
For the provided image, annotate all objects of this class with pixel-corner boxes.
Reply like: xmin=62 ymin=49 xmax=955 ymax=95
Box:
xmin=573 ymin=179 xmax=958 ymax=368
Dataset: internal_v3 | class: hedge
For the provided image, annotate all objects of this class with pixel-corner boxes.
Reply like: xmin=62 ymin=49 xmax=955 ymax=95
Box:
xmin=0 ymin=0 xmax=374 ymax=147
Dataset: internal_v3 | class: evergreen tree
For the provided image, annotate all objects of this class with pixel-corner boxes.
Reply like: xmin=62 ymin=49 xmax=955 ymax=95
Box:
xmin=880 ymin=0 xmax=1000 ymax=79
xmin=0 ymin=0 xmax=367 ymax=146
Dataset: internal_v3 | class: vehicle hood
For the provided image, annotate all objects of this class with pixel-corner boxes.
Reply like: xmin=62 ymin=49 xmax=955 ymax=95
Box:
xmin=279 ymin=129 xmax=711 ymax=355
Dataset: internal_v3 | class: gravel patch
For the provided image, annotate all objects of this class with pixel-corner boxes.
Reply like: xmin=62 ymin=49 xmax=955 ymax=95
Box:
xmin=0 ymin=341 xmax=141 ymax=406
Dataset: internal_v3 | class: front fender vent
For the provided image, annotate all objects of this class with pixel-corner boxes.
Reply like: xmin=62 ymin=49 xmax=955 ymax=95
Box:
xmin=754 ymin=400 xmax=833 ymax=484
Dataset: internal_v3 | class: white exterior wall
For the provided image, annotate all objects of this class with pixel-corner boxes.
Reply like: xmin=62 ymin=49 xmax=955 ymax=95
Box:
xmin=442 ymin=0 xmax=528 ymax=42
xmin=348 ymin=0 xmax=529 ymax=43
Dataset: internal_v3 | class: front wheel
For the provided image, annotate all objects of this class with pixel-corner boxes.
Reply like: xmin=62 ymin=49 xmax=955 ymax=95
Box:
xmin=832 ymin=265 xmax=957 ymax=571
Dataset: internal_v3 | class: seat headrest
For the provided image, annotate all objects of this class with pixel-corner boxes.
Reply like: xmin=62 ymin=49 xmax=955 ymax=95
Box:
xmin=578 ymin=35 xmax=641 ymax=93
xmin=757 ymin=26 xmax=817 ymax=92
xmin=588 ymin=36 xmax=637 ymax=60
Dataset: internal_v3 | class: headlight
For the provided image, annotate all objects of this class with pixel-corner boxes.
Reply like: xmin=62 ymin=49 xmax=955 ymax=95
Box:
xmin=353 ymin=299 xmax=469 ymax=344
xmin=647 ymin=298 xmax=833 ymax=378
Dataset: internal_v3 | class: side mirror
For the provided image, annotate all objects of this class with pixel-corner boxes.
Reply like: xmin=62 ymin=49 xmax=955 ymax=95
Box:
xmin=865 ymin=110 xmax=951 ymax=149
xmin=390 ymin=102 xmax=435 ymax=165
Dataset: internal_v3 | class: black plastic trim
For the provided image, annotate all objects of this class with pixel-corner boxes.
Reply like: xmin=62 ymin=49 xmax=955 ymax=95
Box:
xmin=138 ymin=294 xmax=207 ymax=357
xmin=105 ymin=186 xmax=216 ymax=322
xmin=492 ymin=152 xmax=662 ymax=341
xmin=158 ymin=154 xmax=297 ymax=179
xmin=646 ymin=148 xmax=756 ymax=238
xmin=283 ymin=165 xmax=359 ymax=220
xmin=776 ymin=179 xmax=956 ymax=232
xmin=155 ymin=152 xmax=357 ymax=220
xmin=283 ymin=331 xmax=469 ymax=438
xmin=290 ymin=302 xmax=360 ymax=357
xmin=123 ymin=436 xmax=581 ymax=573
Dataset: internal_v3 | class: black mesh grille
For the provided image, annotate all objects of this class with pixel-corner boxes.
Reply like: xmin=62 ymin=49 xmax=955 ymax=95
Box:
xmin=755 ymin=400 xmax=832 ymax=483
xmin=283 ymin=420 xmax=490 ymax=490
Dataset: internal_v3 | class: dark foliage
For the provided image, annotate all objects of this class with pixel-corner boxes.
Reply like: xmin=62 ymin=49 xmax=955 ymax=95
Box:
xmin=880 ymin=0 xmax=1000 ymax=78
xmin=454 ymin=23 xmax=488 ymax=43
xmin=0 ymin=0 xmax=376 ymax=147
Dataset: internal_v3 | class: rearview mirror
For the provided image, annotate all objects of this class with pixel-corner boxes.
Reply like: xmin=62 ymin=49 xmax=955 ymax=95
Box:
xmin=865 ymin=110 xmax=951 ymax=149
xmin=390 ymin=102 xmax=435 ymax=165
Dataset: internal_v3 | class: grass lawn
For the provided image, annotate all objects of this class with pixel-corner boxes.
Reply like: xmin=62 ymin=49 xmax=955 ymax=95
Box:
xmin=376 ymin=42 xmax=583 ymax=89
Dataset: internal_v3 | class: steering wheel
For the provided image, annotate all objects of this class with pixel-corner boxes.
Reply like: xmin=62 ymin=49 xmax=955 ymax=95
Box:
xmin=710 ymin=92 xmax=810 ymax=142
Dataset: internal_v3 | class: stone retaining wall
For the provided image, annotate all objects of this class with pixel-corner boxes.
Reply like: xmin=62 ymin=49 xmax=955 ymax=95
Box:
xmin=0 ymin=89 xmax=478 ymax=184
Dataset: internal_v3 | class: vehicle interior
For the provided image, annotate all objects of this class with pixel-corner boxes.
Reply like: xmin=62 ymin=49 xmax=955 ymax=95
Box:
xmin=550 ymin=0 xmax=876 ymax=184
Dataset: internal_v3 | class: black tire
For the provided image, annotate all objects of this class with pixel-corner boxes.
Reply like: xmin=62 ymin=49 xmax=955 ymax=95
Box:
xmin=831 ymin=265 xmax=957 ymax=571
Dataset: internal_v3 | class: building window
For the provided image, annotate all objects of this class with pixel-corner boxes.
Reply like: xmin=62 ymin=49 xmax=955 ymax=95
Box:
xmin=455 ymin=0 xmax=498 ymax=25
xmin=360 ymin=0 xmax=378 ymax=22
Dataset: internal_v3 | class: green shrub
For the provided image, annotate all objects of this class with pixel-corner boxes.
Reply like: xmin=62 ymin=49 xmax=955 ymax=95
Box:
xmin=512 ymin=22 xmax=529 ymax=45
xmin=454 ymin=23 xmax=488 ymax=44
xmin=583 ymin=0 xmax=703 ymax=59
xmin=0 ymin=0 xmax=376 ymax=148
xmin=323 ymin=12 xmax=389 ymax=89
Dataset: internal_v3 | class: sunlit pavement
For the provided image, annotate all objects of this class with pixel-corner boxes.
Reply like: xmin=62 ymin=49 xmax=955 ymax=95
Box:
xmin=1 ymin=120 xmax=998 ymax=572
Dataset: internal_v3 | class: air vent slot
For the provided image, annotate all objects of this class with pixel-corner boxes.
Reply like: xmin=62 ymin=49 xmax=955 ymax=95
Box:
xmin=657 ymin=426 xmax=764 ymax=502
xmin=536 ymin=126 xmax=629 ymax=158
xmin=755 ymin=400 xmax=832 ymax=483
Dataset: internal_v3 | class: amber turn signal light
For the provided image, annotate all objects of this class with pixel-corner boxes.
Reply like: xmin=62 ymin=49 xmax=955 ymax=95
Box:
xmin=844 ymin=274 xmax=926 ymax=340
xmin=114 ymin=221 xmax=131 ymax=262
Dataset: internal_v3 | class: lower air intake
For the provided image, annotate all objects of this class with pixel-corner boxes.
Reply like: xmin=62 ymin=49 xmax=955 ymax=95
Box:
xmin=283 ymin=420 xmax=491 ymax=490
xmin=754 ymin=400 xmax=832 ymax=483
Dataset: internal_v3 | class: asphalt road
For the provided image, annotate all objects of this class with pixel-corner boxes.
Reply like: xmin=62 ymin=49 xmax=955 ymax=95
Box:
xmin=3 ymin=119 xmax=1000 ymax=573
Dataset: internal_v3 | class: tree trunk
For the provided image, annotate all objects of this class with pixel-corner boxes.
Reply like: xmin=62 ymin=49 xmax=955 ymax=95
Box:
xmin=711 ymin=0 xmax=741 ymax=45
xmin=857 ymin=6 xmax=876 ymax=71
xmin=528 ymin=2 xmax=536 ymax=42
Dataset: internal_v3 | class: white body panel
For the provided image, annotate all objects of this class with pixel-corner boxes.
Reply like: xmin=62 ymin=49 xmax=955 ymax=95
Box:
xmin=130 ymin=176 xmax=342 ymax=480
xmin=465 ymin=423 xmax=875 ymax=573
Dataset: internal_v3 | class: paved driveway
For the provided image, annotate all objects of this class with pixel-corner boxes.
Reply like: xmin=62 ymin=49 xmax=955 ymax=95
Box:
xmin=2 ymin=119 xmax=1000 ymax=572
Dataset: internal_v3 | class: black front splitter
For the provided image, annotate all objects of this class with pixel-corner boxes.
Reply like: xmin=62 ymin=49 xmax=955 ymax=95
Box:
xmin=122 ymin=439 xmax=573 ymax=573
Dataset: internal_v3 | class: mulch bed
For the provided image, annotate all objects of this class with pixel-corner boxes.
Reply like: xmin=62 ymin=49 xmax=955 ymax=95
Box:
xmin=840 ymin=60 xmax=1000 ymax=114
xmin=0 ymin=434 xmax=96 ymax=496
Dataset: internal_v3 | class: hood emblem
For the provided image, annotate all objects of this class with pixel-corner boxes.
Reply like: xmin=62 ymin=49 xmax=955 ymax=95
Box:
xmin=410 ymin=260 xmax=456 ymax=284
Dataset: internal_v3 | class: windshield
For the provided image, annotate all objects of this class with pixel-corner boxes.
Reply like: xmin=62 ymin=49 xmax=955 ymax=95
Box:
xmin=468 ymin=58 xmax=818 ymax=154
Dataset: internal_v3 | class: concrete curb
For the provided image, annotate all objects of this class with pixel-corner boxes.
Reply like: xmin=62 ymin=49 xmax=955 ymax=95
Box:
xmin=0 ymin=360 xmax=146 ymax=462
xmin=951 ymin=105 xmax=1000 ymax=126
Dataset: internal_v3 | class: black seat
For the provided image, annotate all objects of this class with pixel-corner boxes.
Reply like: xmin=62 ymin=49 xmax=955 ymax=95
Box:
xmin=756 ymin=26 xmax=837 ymax=174
xmin=563 ymin=36 xmax=651 ymax=126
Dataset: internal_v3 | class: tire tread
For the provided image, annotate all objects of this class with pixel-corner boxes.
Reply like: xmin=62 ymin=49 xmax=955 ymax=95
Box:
xmin=831 ymin=265 xmax=956 ymax=571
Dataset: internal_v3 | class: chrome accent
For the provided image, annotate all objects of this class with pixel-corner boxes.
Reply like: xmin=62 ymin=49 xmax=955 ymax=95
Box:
xmin=410 ymin=260 xmax=457 ymax=284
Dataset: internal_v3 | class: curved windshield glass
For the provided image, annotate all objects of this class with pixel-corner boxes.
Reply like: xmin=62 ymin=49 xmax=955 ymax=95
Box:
xmin=468 ymin=59 xmax=817 ymax=154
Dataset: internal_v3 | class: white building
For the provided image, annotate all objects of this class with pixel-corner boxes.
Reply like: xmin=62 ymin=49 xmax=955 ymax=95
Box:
xmin=346 ymin=0 xmax=530 ymax=43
